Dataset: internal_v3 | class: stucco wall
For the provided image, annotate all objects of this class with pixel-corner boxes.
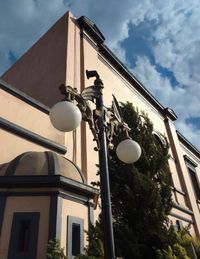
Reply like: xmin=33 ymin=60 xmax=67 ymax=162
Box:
xmin=0 ymin=196 xmax=50 ymax=259
xmin=1 ymin=10 xmax=200 ymax=238
xmin=59 ymin=199 xmax=89 ymax=255
xmin=1 ymin=14 xmax=69 ymax=108
xmin=0 ymin=87 xmax=66 ymax=164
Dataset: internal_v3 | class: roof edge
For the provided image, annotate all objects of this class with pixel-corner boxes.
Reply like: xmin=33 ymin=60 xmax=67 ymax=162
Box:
xmin=77 ymin=16 xmax=105 ymax=45
xmin=177 ymin=130 xmax=200 ymax=159
xmin=99 ymin=44 xmax=178 ymax=121
xmin=76 ymin=16 xmax=177 ymax=121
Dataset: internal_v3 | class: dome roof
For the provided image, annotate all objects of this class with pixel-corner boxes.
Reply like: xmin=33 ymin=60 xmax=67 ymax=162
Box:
xmin=0 ymin=151 xmax=86 ymax=183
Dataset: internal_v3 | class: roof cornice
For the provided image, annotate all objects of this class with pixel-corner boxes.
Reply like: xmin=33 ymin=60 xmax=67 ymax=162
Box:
xmin=0 ymin=175 xmax=99 ymax=199
xmin=77 ymin=16 xmax=105 ymax=45
xmin=177 ymin=130 xmax=200 ymax=159
xmin=77 ymin=16 xmax=177 ymax=121
xmin=99 ymin=44 xmax=177 ymax=121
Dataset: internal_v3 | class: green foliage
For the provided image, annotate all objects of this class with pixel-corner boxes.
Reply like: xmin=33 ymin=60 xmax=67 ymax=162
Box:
xmin=46 ymin=239 xmax=67 ymax=259
xmin=173 ymin=244 xmax=190 ymax=259
xmin=157 ymin=244 xmax=189 ymax=259
xmin=156 ymin=228 xmax=193 ymax=259
xmin=175 ymin=228 xmax=200 ymax=258
xmin=192 ymin=237 xmax=200 ymax=257
xmin=82 ymin=102 xmax=200 ymax=259
xmin=156 ymin=225 xmax=200 ymax=258
xmin=107 ymin=102 xmax=173 ymax=258
xmin=176 ymin=228 xmax=193 ymax=246
xmin=157 ymin=246 xmax=176 ymax=259
xmin=76 ymin=222 xmax=104 ymax=259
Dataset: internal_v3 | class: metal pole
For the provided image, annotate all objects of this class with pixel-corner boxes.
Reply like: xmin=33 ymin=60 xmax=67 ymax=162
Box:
xmin=96 ymin=91 xmax=115 ymax=259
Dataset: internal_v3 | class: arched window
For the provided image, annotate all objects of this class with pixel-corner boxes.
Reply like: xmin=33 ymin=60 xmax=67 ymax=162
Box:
xmin=153 ymin=131 xmax=168 ymax=155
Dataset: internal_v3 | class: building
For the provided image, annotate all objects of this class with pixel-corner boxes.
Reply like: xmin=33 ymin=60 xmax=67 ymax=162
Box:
xmin=1 ymin=11 xmax=200 ymax=258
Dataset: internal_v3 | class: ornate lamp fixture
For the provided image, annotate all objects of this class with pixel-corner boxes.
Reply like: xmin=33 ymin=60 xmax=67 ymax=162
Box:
xmin=50 ymin=70 xmax=141 ymax=259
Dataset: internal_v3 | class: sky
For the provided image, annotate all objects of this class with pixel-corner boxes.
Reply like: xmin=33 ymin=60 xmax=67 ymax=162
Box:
xmin=0 ymin=0 xmax=200 ymax=150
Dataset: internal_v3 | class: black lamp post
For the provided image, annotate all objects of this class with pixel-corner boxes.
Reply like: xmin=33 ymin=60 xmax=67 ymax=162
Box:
xmin=49 ymin=70 xmax=141 ymax=259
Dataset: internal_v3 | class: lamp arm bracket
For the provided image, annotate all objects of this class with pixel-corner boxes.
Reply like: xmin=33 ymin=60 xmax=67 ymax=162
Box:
xmin=58 ymin=82 xmax=132 ymax=151
xmin=104 ymin=96 xmax=132 ymax=148
xmin=81 ymin=86 xmax=102 ymax=102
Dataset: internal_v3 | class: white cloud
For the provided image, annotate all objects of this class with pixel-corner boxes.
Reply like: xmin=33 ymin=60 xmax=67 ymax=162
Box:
xmin=70 ymin=0 xmax=156 ymax=57
xmin=133 ymin=55 xmax=200 ymax=149
xmin=0 ymin=0 xmax=68 ymax=73
xmin=0 ymin=0 xmax=155 ymax=73
xmin=133 ymin=56 xmax=173 ymax=102
xmin=126 ymin=0 xmax=200 ymax=149
xmin=176 ymin=120 xmax=200 ymax=150
xmin=151 ymin=1 xmax=200 ymax=89
xmin=0 ymin=0 xmax=200 ymax=149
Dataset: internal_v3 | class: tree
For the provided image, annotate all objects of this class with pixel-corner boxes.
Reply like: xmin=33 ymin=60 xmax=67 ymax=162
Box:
xmin=83 ymin=102 xmax=189 ymax=258
xmin=46 ymin=239 xmax=67 ymax=259
xmin=76 ymin=222 xmax=104 ymax=259
xmin=108 ymin=102 xmax=173 ymax=258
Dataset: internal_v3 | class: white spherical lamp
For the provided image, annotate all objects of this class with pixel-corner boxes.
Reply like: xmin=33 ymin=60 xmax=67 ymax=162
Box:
xmin=50 ymin=101 xmax=82 ymax=132
xmin=116 ymin=139 xmax=141 ymax=164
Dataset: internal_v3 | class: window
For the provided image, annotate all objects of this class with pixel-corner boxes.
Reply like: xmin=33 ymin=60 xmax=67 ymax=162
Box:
xmin=153 ymin=131 xmax=168 ymax=155
xmin=184 ymin=155 xmax=200 ymax=200
xmin=67 ymin=216 xmax=84 ymax=258
xmin=17 ymin=219 xmax=31 ymax=252
xmin=8 ymin=212 xmax=40 ymax=259
xmin=188 ymin=168 xmax=200 ymax=200
xmin=174 ymin=220 xmax=183 ymax=231
xmin=72 ymin=223 xmax=81 ymax=255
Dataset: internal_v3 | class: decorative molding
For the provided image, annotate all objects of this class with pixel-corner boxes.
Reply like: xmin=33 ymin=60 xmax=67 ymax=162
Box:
xmin=0 ymin=117 xmax=67 ymax=154
xmin=180 ymin=143 xmax=200 ymax=164
xmin=170 ymin=212 xmax=194 ymax=224
xmin=58 ymin=191 xmax=91 ymax=205
xmin=177 ymin=131 xmax=200 ymax=160
xmin=0 ymin=190 xmax=96 ymax=206
xmin=0 ymin=175 xmax=99 ymax=199
xmin=0 ymin=79 xmax=49 ymax=114
xmin=0 ymin=191 xmax=57 ymax=197
xmin=173 ymin=202 xmax=194 ymax=215
xmin=77 ymin=16 xmax=105 ymax=45
xmin=184 ymin=155 xmax=198 ymax=168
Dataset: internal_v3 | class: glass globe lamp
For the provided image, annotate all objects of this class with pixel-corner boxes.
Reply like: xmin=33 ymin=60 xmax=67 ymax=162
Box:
xmin=50 ymin=101 xmax=82 ymax=132
xmin=116 ymin=139 xmax=141 ymax=164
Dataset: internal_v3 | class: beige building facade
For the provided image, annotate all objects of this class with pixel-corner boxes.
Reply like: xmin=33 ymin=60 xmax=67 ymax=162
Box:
xmin=1 ymin=11 xmax=200 ymax=258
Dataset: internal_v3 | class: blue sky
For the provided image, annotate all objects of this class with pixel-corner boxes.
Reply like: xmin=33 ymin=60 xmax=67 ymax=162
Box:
xmin=1 ymin=0 xmax=200 ymax=149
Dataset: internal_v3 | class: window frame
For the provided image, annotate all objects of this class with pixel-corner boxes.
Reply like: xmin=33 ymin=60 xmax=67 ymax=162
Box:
xmin=8 ymin=212 xmax=40 ymax=259
xmin=184 ymin=155 xmax=200 ymax=201
xmin=67 ymin=216 xmax=84 ymax=258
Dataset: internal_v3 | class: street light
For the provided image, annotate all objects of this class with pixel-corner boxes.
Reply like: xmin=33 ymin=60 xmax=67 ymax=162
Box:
xmin=50 ymin=70 xmax=141 ymax=259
